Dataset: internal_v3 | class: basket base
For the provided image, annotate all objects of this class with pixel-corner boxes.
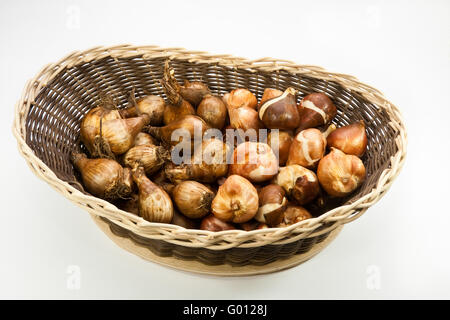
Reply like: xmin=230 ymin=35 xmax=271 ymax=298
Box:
xmin=91 ymin=214 xmax=342 ymax=276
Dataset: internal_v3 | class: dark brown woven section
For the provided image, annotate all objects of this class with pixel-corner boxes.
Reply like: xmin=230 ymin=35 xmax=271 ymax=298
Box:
xmin=24 ymin=56 xmax=398 ymax=265
xmin=103 ymin=217 xmax=333 ymax=266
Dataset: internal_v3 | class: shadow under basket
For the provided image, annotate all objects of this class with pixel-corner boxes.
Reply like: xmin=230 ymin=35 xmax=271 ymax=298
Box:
xmin=13 ymin=45 xmax=407 ymax=274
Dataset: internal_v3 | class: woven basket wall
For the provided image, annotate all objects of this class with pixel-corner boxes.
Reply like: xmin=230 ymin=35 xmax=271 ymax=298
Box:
xmin=13 ymin=45 xmax=407 ymax=266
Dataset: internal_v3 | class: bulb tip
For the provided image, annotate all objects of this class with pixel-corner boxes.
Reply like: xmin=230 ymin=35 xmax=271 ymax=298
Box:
xmin=286 ymin=87 xmax=297 ymax=95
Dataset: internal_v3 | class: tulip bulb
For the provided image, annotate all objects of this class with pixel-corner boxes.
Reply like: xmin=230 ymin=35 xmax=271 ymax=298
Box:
xmin=133 ymin=132 xmax=158 ymax=146
xmin=200 ymin=214 xmax=236 ymax=232
xmin=229 ymin=106 xmax=264 ymax=132
xmin=278 ymin=206 xmax=312 ymax=227
xmin=298 ymin=92 xmax=337 ymax=131
xmin=317 ymin=148 xmax=366 ymax=197
xmin=132 ymin=166 xmax=173 ymax=223
xmin=230 ymin=142 xmax=279 ymax=183
xmin=147 ymin=115 xmax=210 ymax=147
xmin=172 ymin=181 xmax=214 ymax=219
xmin=287 ymin=128 xmax=327 ymax=169
xmin=222 ymin=93 xmax=230 ymax=107
xmin=211 ymin=175 xmax=259 ymax=223
xmin=255 ymin=184 xmax=287 ymax=226
xmin=224 ymin=88 xmax=257 ymax=110
xmin=122 ymin=92 xmax=165 ymax=125
xmin=98 ymin=114 xmax=150 ymax=155
xmin=326 ymin=120 xmax=368 ymax=157
xmin=180 ymin=80 xmax=211 ymax=106
xmin=165 ymin=138 xmax=229 ymax=183
xmin=123 ymin=144 xmax=169 ymax=175
xmin=197 ymin=95 xmax=228 ymax=129
xmin=258 ymin=87 xmax=300 ymax=130
xmin=71 ymin=152 xmax=132 ymax=200
xmin=80 ymin=105 xmax=123 ymax=156
xmin=267 ymin=130 xmax=293 ymax=166
xmin=163 ymin=100 xmax=196 ymax=125
xmin=273 ymin=165 xmax=320 ymax=205
xmin=259 ymin=88 xmax=283 ymax=108
xmin=160 ymin=61 xmax=195 ymax=125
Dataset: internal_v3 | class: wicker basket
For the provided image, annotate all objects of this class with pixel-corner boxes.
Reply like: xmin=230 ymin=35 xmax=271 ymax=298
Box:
xmin=13 ymin=45 xmax=407 ymax=269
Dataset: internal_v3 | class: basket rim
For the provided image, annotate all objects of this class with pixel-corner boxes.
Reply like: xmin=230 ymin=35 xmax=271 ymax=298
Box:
xmin=12 ymin=44 xmax=407 ymax=249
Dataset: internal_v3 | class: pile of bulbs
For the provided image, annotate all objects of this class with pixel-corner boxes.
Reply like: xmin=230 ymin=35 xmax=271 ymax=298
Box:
xmin=72 ymin=61 xmax=368 ymax=232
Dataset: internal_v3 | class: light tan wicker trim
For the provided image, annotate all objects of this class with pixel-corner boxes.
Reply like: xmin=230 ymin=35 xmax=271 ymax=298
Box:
xmin=12 ymin=45 xmax=407 ymax=249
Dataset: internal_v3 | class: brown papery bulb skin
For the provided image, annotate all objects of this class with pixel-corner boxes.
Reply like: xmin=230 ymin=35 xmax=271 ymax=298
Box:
xmin=258 ymin=87 xmax=300 ymax=130
xmin=211 ymin=175 xmax=259 ymax=224
xmin=80 ymin=106 xmax=123 ymax=154
xmin=180 ymin=80 xmax=211 ymax=106
xmin=190 ymin=139 xmax=229 ymax=182
xmin=230 ymin=142 xmax=279 ymax=183
xmin=197 ymin=95 xmax=228 ymax=129
xmin=259 ymin=88 xmax=283 ymax=108
xmin=165 ymin=138 xmax=229 ymax=183
xmin=148 ymin=115 xmax=210 ymax=147
xmin=100 ymin=114 xmax=150 ymax=155
xmin=228 ymin=106 xmax=264 ymax=132
xmin=297 ymin=92 xmax=337 ymax=131
xmin=172 ymin=181 xmax=214 ymax=219
xmin=200 ymin=214 xmax=236 ymax=232
xmin=122 ymin=95 xmax=165 ymax=125
xmin=278 ymin=206 xmax=312 ymax=227
xmin=273 ymin=165 xmax=320 ymax=205
xmin=255 ymin=184 xmax=287 ymax=227
xmin=268 ymin=130 xmax=293 ymax=166
xmin=136 ymin=95 xmax=165 ymax=125
xmin=326 ymin=120 xmax=368 ymax=157
xmin=133 ymin=132 xmax=158 ymax=146
xmin=222 ymin=93 xmax=230 ymax=107
xmin=317 ymin=148 xmax=366 ymax=197
xmin=123 ymin=144 xmax=168 ymax=175
xmin=163 ymin=100 xmax=195 ymax=125
xmin=225 ymin=88 xmax=258 ymax=110
xmin=160 ymin=61 xmax=196 ymax=125
xmin=122 ymin=167 xmax=134 ymax=193
xmin=132 ymin=166 xmax=173 ymax=223
xmin=287 ymin=128 xmax=326 ymax=169
xmin=71 ymin=153 xmax=131 ymax=200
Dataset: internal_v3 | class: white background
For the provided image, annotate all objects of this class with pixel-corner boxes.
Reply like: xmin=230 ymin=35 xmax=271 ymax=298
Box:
xmin=1 ymin=0 xmax=449 ymax=299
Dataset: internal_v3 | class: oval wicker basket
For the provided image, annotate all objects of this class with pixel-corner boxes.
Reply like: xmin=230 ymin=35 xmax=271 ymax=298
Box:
xmin=13 ymin=45 xmax=406 ymax=270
